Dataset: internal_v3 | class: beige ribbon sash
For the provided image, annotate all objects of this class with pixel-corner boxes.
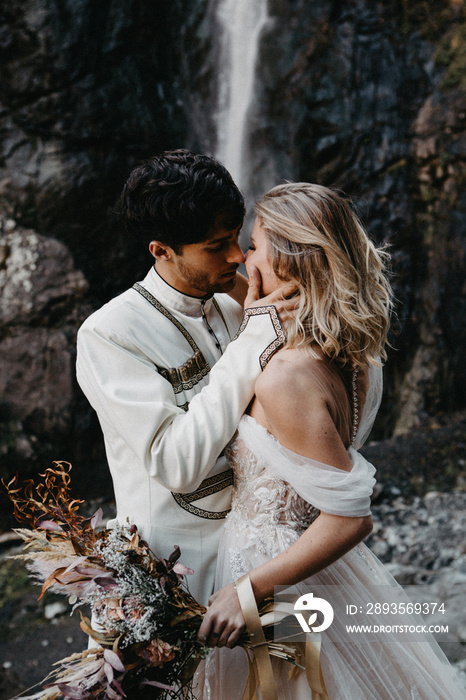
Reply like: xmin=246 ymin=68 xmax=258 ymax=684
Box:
xmin=236 ymin=574 xmax=278 ymax=700
xmin=305 ymin=634 xmax=330 ymax=700
xmin=235 ymin=574 xmax=330 ymax=700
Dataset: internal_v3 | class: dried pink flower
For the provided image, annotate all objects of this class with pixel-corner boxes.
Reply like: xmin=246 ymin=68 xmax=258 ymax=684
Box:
xmin=95 ymin=597 xmax=126 ymax=621
xmin=136 ymin=639 xmax=178 ymax=668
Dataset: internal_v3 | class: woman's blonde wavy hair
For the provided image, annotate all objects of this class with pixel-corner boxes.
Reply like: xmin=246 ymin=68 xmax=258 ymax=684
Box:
xmin=254 ymin=182 xmax=393 ymax=368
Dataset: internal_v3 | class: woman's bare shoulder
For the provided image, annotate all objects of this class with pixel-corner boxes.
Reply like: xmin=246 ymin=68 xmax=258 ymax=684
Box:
xmin=255 ymin=349 xmax=327 ymax=409
xmin=252 ymin=349 xmax=353 ymax=467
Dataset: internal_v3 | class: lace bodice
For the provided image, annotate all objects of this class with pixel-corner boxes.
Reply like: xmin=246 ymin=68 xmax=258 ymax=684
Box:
xmin=222 ymin=413 xmax=378 ymax=580
xmin=223 ymin=419 xmax=319 ymax=578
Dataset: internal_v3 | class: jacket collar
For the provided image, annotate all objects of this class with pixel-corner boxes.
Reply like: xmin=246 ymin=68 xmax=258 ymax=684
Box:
xmin=142 ymin=266 xmax=213 ymax=318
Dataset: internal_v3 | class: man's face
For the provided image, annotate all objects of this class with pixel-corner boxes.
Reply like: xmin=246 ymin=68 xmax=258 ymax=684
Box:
xmin=160 ymin=224 xmax=245 ymax=297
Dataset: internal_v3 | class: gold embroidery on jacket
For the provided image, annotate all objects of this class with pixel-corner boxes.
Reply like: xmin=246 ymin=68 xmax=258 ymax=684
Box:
xmin=233 ymin=305 xmax=286 ymax=369
xmin=157 ymin=351 xmax=209 ymax=394
xmin=172 ymin=469 xmax=234 ymax=519
xmin=132 ymin=282 xmax=211 ymax=393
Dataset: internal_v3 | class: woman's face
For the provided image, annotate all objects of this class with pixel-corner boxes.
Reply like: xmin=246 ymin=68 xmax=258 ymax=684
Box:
xmin=245 ymin=218 xmax=282 ymax=296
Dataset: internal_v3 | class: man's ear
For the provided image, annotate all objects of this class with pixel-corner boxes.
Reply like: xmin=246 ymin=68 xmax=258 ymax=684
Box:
xmin=149 ymin=240 xmax=174 ymax=261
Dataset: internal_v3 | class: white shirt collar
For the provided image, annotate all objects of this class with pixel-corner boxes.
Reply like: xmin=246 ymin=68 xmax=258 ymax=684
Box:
xmin=142 ymin=265 xmax=214 ymax=318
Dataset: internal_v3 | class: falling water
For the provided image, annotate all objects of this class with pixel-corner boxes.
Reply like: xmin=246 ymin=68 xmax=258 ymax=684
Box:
xmin=215 ymin=0 xmax=269 ymax=195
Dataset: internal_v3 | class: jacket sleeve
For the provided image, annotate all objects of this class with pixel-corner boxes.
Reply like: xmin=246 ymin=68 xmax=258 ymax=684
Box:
xmin=76 ymin=306 xmax=285 ymax=492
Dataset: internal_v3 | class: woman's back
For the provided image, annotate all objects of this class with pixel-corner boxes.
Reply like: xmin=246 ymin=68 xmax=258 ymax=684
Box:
xmin=249 ymin=347 xmax=369 ymax=467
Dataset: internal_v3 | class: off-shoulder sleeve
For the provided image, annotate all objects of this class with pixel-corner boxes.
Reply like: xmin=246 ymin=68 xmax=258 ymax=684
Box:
xmin=238 ymin=416 xmax=376 ymax=517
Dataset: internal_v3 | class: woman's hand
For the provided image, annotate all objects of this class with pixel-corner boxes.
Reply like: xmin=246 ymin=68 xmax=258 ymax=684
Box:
xmin=245 ymin=265 xmax=299 ymax=332
xmin=227 ymin=271 xmax=250 ymax=306
xmin=198 ymin=584 xmax=246 ymax=649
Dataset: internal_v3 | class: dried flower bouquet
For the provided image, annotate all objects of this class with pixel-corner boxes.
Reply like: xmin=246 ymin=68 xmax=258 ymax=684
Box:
xmin=3 ymin=462 xmax=303 ymax=700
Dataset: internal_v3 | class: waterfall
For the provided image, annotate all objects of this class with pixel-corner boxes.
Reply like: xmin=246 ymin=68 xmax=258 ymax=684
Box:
xmin=214 ymin=0 xmax=269 ymax=196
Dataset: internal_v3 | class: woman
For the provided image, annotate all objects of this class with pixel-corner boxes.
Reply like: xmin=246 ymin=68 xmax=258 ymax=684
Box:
xmin=196 ymin=183 xmax=465 ymax=699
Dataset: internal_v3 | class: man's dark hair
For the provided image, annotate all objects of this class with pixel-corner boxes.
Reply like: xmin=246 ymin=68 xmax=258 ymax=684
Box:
xmin=118 ymin=149 xmax=245 ymax=252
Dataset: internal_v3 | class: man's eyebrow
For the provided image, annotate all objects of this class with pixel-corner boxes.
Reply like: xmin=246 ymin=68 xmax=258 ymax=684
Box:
xmin=205 ymin=230 xmax=240 ymax=245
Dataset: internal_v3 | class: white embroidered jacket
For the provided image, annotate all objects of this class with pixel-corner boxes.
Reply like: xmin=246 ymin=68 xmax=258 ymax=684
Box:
xmin=76 ymin=266 xmax=285 ymax=604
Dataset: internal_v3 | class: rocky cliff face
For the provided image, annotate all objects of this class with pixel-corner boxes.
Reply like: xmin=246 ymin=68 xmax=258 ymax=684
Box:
xmin=0 ymin=0 xmax=465 ymax=517
xmin=0 ymin=0 xmax=191 ymax=293
xmin=247 ymin=0 xmax=466 ymax=434
xmin=0 ymin=0 xmax=193 ymax=522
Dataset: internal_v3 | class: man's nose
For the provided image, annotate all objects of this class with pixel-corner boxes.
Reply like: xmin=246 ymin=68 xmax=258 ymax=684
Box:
xmin=227 ymin=241 xmax=245 ymax=265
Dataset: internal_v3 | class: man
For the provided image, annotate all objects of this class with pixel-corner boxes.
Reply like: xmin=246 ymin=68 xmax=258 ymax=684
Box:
xmin=76 ymin=150 xmax=291 ymax=605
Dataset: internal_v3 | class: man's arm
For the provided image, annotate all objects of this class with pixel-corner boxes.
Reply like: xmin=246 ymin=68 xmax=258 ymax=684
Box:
xmin=76 ymin=286 xmax=290 ymax=494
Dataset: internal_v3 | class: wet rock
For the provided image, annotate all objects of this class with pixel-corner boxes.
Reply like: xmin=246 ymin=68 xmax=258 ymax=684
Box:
xmin=247 ymin=1 xmax=466 ymax=436
xmin=0 ymin=221 xmax=100 ymax=532
xmin=0 ymin=226 xmax=88 ymax=326
xmin=44 ymin=601 xmax=68 ymax=620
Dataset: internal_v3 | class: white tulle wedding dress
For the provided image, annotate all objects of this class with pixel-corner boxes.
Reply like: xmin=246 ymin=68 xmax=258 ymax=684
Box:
xmin=196 ymin=366 xmax=466 ymax=699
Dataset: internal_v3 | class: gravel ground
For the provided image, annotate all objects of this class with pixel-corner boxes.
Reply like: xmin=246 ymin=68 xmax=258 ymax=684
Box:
xmin=367 ymin=490 xmax=466 ymax=687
